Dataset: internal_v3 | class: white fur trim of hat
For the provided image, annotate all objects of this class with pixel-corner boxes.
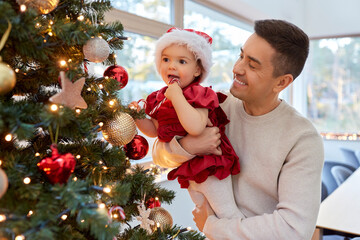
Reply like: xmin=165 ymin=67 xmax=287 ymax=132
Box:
xmin=154 ymin=27 xmax=213 ymax=82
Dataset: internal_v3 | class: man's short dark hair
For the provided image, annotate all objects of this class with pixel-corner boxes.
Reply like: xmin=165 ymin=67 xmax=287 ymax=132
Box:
xmin=254 ymin=19 xmax=309 ymax=80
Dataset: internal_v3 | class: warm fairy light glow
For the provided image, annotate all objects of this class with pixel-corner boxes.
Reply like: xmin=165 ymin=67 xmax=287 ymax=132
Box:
xmin=98 ymin=122 xmax=104 ymax=127
xmin=59 ymin=60 xmax=67 ymax=67
xmin=5 ymin=134 xmax=12 ymax=142
xmin=23 ymin=177 xmax=31 ymax=184
xmin=99 ymin=203 xmax=106 ymax=209
xmin=98 ymin=84 xmax=104 ymax=89
xmin=27 ymin=210 xmax=33 ymax=216
xmin=20 ymin=5 xmax=26 ymax=12
xmin=87 ymin=87 xmax=91 ymax=91
xmin=99 ymin=160 xmax=103 ymax=164
xmin=15 ymin=235 xmax=25 ymax=240
xmin=48 ymin=32 xmax=53 ymax=36
xmin=35 ymin=152 xmax=40 ymax=157
xmin=78 ymin=15 xmax=85 ymax=21
xmin=61 ymin=215 xmax=68 ymax=220
xmin=103 ymin=166 xmax=108 ymax=170
xmin=103 ymin=187 xmax=111 ymax=193
xmin=81 ymin=219 xmax=85 ymax=223
xmin=113 ymin=54 xmax=117 ymax=58
xmin=104 ymin=76 xmax=109 ymax=80
xmin=113 ymin=213 xmax=118 ymax=218
xmin=50 ymin=104 xmax=58 ymax=111
xmin=75 ymin=109 xmax=81 ymax=114
xmin=68 ymin=59 xmax=72 ymax=62
xmin=76 ymin=155 xmax=81 ymax=159
xmin=15 ymin=68 xmax=20 ymax=73
xmin=35 ymin=23 xmax=41 ymax=28
xmin=156 ymin=222 xmax=160 ymax=228
xmin=73 ymin=177 xmax=77 ymax=181
xmin=109 ymin=100 xmax=115 ymax=106
xmin=0 ymin=214 xmax=6 ymax=222
xmin=0 ymin=160 xmax=2 ymax=166
xmin=155 ymin=197 xmax=159 ymax=201
xmin=187 ymin=226 xmax=192 ymax=231
xmin=321 ymin=132 xmax=360 ymax=141
xmin=98 ymin=36 xmax=103 ymax=39
xmin=49 ymin=20 xmax=54 ymax=25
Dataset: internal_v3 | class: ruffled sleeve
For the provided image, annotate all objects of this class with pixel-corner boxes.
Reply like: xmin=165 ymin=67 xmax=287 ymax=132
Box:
xmin=145 ymin=87 xmax=167 ymax=119
xmin=183 ymin=84 xmax=219 ymax=110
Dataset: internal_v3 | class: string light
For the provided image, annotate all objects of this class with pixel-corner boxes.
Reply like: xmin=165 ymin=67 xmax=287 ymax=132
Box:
xmin=35 ymin=23 xmax=41 ymax=28
xmin=0 ymin=214 xmax=6 ymax=222
xmin=73 ymin=177 xmax=78 ymax=181
xmin=103 ymin=187 xmax=111 ymax=193
xmin=98 ymin=122 xmax=104 ymax=127
xmin=20 ymin=5 xmax=26 ymax=12
xmin=76 ymin=155 xmax=81 ymax=159
xmin=15 ymin=68 xmax=20 ymax=73
xmin=61 ymin=215 xmax=67 ymax=220
xmin=98 ymin=84 xmax=104 ymax=89
xmin=27 ymin=210 xmax=34 ymax=217
xmin=81 ymin=219 xmax=85 ymax=223
xmin=0 ymin=160 xmax=2 ymax=166
xmin=50 ymin=104 xmax=58 ymax=112
xmin=78 ymin=15 xmax=85 ymax=21
xmin=59 ymin=60 xmax=67 ymax=67
xmin=87 ymin=87 xmax=91 ymax=91
xmin=98 ymin=203 xmax=106 ymax=209
xmin=75 ymin=109 xmax=81 ymax=114
xmin=48 ymin=32 xmax=53 ymax=37
xmin=15 ymin=235 xmax=25 ymax=240
xmin=109 ymin=100 xmax=115 ymax=107
xmin=23 ymin=177 xmax=31 ymax=184
xmin=49 ymin=20 xmax=54 ymax=25
xmin=5 ymin=134 xmax=12 ymax=141
xmin=35 ymin=152 xmax=40 ymax=157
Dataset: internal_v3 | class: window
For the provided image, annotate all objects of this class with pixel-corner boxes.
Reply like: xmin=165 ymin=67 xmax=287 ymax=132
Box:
xmin=303 ymin=37 xmax=360 ymax=134
xmin=184 ymin=0 xmax=252 ymax=91
xmin=111 ymin=0 xmax=172 ymax=24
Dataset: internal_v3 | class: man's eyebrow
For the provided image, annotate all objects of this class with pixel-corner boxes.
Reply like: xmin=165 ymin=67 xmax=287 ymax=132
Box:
xmin=240 ymin=47 xmax=261 ymax=65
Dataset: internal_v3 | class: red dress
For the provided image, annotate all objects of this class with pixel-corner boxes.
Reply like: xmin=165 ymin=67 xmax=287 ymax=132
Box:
xmin=145 ymin=82 xmax=240 ymax=188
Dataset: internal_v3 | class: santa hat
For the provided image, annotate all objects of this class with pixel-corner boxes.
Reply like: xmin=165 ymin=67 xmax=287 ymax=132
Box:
xmin=154 ymin=27 xmax=213 ymax=82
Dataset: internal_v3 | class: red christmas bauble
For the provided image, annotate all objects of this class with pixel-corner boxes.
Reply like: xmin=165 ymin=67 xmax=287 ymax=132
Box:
xmin=124 ymin=135 xmax=149 ymax=160
xmin=146 ymin=197 xmax=161 ymax=209
xmin=37 ymin=144 xmax=76 ymax=184
xmin=103 ymin=65 xmax=128 ymax=89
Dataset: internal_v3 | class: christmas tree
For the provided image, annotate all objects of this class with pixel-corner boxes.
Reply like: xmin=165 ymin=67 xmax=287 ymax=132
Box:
xmin=0 ymin=1 xmax=204 ymax=239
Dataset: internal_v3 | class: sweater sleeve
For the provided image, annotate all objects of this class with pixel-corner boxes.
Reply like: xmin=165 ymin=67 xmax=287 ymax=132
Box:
xmin=152 ymin=136 xmax=196 ymax=168
xmin=203 ymin=131 xmax=324 ymax=240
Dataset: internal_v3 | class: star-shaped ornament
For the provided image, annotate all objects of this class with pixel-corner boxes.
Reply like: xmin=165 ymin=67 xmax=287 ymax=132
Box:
xmin=50 ymin=71 xmax=88 ymax=109
xmin=136 ymin=201 xmax=154 ymax=234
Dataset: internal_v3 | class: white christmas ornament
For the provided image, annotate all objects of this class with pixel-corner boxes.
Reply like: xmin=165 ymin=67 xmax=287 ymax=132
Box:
xmin=0 ymin=168 xmax=8 ymax=199
xmin=136 ymin=201 xmax=154 ymax=234
xmin=83 ymin=37 xmax=110 ymax=63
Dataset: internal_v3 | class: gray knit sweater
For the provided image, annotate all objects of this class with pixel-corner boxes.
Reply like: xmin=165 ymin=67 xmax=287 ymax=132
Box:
xmin=153 ymin=93 xmax=324 ymax=240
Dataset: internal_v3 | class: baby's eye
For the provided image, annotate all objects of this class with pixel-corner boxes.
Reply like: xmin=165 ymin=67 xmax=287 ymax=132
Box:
xmin=162 ymin=57 xmax=169 ymax=62
xmin=179 ymin=59 xmax=187 ymax=64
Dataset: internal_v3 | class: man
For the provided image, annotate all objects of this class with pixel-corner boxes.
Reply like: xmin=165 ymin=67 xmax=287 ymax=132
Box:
xmin=153 ymin=19 xmax=324 ymax=240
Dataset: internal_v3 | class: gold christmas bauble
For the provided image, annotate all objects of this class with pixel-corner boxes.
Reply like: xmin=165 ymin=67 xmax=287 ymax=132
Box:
xmin=0 ymin=62 xmax=16 ymax=95
xmin=149 ymin=207 xmax=173 ymax=232
xmin=0 ymin=168 xmax=8 ymax=199
xmin=102 ymin=112 xmax=137 ymax=146
xmin=83 ymin=37 xmax=110 ymax=63
xmin=16 ymin=0 xmax=59 ymax=14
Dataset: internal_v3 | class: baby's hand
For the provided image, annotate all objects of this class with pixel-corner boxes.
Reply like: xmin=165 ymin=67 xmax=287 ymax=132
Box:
xmin=128 ymin=101 xmax=142 ymax=112
xmin=165 ymin=82 xmax=182 ymax=100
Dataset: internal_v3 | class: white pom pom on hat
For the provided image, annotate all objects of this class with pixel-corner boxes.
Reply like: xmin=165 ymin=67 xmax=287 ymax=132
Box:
xmin=154 ymin=27 xmax=213 ymax=82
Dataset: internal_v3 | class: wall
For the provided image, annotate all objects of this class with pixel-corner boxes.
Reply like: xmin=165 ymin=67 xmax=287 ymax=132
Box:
xmin=304 ymin=0 xmax=360 ymax=38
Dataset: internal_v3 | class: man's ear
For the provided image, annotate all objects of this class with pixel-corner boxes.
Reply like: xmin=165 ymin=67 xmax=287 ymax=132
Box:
xmin=274 ymin=74 xmax=293 ymax=93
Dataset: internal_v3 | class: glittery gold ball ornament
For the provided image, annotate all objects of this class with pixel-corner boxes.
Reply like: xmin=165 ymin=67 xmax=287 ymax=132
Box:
xmin=102 ymin=112 xmax=137 ymax=146
xmin=83 ymin=37 xmax=110 ymax=63
xmin=149 ymin=207 xmax=173 ymax=232
xmin=0 ymin=168 xmax=8 ymax=199
xmin=0 ymin=62 xmax=16 ymax=95
xmin=16 ymin=0 xmax=59 ymax=14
